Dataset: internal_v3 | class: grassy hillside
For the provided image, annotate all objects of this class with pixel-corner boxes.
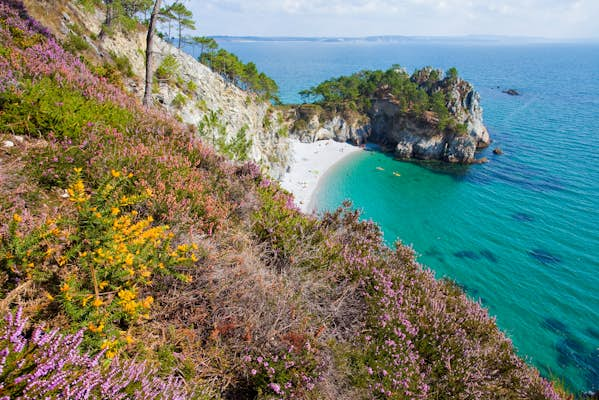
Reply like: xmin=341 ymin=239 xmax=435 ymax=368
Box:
xmin=0 ymin=1 xmax=567 ymax=399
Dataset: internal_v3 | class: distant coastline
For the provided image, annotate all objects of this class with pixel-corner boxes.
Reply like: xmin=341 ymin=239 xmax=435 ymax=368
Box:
xmin=210 ymin=34 xmax=597 ymax=45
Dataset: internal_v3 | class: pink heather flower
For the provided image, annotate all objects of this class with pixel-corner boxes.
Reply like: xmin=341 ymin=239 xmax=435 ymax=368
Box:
xmin=268 ymin=382 xmax=281 ymax=394
xmin=251 ymin=369 xmax=257 ymax=376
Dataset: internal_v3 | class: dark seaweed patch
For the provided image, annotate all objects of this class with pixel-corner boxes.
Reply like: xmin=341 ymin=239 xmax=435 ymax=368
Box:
xmin=554 ymin=337 xmax=599 ymax=390
xmin=479 ymin=249 xmax=498 ymax=263
xmin=543 ymin=317 xmax=570 ymax=335
xmin=424 ymin=247 xmax=442 ymax=257
xmin=556 ymin=337 xmax=586 ymax=368
xmin=586 ymin=327 xmax=599 ymax=340
xmin=454 ymin=250 xmax=481 ymax=260
xmin=529 ymin=249 xmax=562 ymax=265
xmin=512 ymin=212 xmax=535 ymax=222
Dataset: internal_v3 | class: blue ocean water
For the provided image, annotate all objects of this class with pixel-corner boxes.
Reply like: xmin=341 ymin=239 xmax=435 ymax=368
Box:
xmin=190 ymin=39 xmax=599 ymax=393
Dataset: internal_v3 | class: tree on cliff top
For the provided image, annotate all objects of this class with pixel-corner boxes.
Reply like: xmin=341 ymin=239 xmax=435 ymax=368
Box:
xmin=170 ymin=2 xmax=195 ymax=48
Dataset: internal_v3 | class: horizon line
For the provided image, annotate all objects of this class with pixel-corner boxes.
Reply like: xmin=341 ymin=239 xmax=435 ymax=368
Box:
xmin=204 ymin=33 xmax=599 ymax=41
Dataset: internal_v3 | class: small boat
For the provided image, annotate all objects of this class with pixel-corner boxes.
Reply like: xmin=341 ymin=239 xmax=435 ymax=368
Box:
xmin=376 ymin=167 xmax=384 ymax=171
xmin=393 ymin=172 xmax=401 ymax=177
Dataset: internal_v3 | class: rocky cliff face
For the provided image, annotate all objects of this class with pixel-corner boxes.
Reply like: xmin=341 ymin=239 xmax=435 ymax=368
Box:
xmin=370 ymin=72 xmax=490 ymax=163
xmin=24 ymin=0 xmax=290 ymax=178
xmin=148 ymin=42 xmax=290 ymax=177
xmin=289 ymin=70 xmax=490 ymax=164
xmin=286 ymin=105 xmax=371 ymax=145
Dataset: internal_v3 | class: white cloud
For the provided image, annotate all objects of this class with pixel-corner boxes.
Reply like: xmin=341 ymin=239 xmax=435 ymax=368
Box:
xmin=183 ymin=0 xmax=599 ymax=38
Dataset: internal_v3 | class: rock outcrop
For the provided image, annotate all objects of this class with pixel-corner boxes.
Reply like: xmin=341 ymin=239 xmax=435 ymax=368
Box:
xmin=149 ymin=42 xmax=290 ymax=177
xmin=503 ymin=89 xmax=520 ymax=96
xmin=369 ymin=77 xmax=490 ymax=163
xmin=289 ymin=69 xmax=490 ymax=164
xmin=286 ymin=105 xmax=370 ymax=144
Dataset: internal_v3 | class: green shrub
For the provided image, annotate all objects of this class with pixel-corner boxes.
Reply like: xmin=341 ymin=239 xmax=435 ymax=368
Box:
xmin=110 ymin=51 xmax=134 ymax=77
xmin=0 ymin=77 xmax=133 ymax=139
xmin=2 ymin=169 xmax=198 ymax=353
xmin=172 ymin=93 xmax=187 ymax=109
xmin=63 ymin=32 xmax=89 ymax=53
xmin=277 ymin=125 xmax=288 ymax=138
xmin=186 ymin=80 xmax=198 ymax=93
xmin=155 ymin=54 xmax=179 ymax=81
xmin=195 ymin=100 xmax=208 ymax=112
xmin=262 ymin=114 xmax=272 ymax=130
xmin=198 ymin=111 xmax=252 ymax=161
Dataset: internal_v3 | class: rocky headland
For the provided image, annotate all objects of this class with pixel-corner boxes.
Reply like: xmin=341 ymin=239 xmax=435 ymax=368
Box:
xmin=288 ymin=67 xmax=491 ymax=164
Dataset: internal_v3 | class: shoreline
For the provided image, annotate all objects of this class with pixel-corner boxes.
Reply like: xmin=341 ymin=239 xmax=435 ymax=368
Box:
xmin=280 ymin=139 xmax=362 ymax=213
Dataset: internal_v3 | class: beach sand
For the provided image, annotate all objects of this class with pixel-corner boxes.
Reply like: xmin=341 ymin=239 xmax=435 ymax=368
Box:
xmin=280 ymin=139 xmax=362 ymax=213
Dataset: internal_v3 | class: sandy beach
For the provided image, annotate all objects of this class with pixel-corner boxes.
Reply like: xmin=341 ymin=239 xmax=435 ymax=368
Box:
xmin=280 ymin=139 xmax=362 ymax=213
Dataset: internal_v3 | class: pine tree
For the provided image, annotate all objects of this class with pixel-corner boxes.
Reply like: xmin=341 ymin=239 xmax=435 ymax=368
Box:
xmin=170 ymin=2 xmax=195 ymax=48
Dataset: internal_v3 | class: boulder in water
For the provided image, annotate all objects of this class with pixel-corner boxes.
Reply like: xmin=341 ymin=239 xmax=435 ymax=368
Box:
xmin=503 ymin=89 xmax=520 ymax=96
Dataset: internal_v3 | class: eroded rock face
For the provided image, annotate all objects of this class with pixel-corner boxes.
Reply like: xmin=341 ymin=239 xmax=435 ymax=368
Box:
xmin=130 ymin=40 xmax=290 ymax=178
xmin=290 ymin=113 xmax=370 ymax=144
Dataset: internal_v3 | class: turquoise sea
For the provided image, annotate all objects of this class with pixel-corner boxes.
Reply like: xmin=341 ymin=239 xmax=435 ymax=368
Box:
xmin=187 ymin=39 xmax=599 ymax=393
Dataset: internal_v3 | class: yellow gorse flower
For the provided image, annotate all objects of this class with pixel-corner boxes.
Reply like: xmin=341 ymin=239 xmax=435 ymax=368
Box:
xmin=111 ymin=169 xmax=121 ymax=178
xmin=92 ymin=297 xmax=103 ymax=307
xmin=141 ymin=296 xmax=154 ymax=308
xmin=12 ymin=213 xmax=22 ymax=223
xmin=88 ymin=322 xmax=104 ymax=333
xmin=67 ymin=177 xmax=89 ymax=203
xmin=82 ymin=294 xmax=93 ymax=307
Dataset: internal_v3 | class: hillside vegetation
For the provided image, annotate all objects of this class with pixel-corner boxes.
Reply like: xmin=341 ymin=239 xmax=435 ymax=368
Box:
xmin=0 ymin=2 xmax=565 ymax=399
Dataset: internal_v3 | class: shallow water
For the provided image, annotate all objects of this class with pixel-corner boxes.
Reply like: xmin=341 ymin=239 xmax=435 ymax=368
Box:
xmin=186 ymin=39 xmax=599 ymax=393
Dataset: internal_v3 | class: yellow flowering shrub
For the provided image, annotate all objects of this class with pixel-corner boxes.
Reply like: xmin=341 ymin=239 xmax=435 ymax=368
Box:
xmin=56 ymin=168 xmax=199 ymax=352
xmin=2 ymin=168 xmax=199 ymax=353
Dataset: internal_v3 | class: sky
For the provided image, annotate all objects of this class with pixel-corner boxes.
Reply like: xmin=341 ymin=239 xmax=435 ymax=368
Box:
xmin=185 ymin=0 xmax=599 ymax=39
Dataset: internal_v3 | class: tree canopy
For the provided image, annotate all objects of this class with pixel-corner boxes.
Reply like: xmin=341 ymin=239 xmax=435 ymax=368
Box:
xmin=200 ymin=47 xmax=279 ymax=102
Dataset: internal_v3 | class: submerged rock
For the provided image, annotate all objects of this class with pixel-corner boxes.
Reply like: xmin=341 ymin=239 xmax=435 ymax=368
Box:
xmin=493 ymin=147 xmax=504 ymax=155
xmin=529 ymin=249 xmax=562 ymax=265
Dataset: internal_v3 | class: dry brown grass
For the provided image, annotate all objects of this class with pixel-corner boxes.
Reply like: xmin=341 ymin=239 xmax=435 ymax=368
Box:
xmin=22 ymin=0 xmax=68 ymax=39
